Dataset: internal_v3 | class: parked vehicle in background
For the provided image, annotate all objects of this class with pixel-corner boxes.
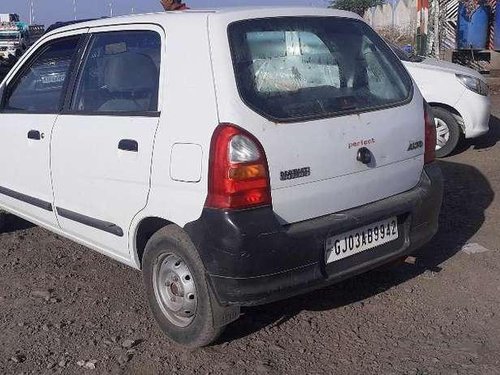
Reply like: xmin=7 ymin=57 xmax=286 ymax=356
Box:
xmin=0 ymin=14 xmax=29 ymax=60
xmin=27 ymin=25 xmax=46 ymax=47
xmin=388 ymin=42 xmax=491 ymax=157
xmin=0 ymin=8 xmax=443 ymax=347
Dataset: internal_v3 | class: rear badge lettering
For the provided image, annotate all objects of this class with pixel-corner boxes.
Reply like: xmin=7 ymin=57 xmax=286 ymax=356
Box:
xmin=407 ymin=140 xmax=423 ymax=151
xmin=280 ymin=167 xmax=311 ymax=181
xmin=348 ymin=138 xmax=375 ymax=149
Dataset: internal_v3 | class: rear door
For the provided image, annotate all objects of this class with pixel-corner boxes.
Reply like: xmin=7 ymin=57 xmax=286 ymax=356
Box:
xmin=0 ymin=30 xmax=85 ymax=228
xmin=51 ymin=25 xmax=164 ymax=259
xmin=215 ymin=15 xmax=424 ymax=223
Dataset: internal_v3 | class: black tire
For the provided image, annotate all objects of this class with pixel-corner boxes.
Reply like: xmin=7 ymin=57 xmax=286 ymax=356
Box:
xmin=0 ymin=211 xmax=6 ymax=231
xmin=432 ymin=107 xmax=461 ymax=158
xmin=142 ymin=225 xmax=227 ymax=348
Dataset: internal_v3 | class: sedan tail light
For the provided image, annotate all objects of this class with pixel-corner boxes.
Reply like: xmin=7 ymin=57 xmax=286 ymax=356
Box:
xmin=424 ymin=101 xmax=436 ymax=164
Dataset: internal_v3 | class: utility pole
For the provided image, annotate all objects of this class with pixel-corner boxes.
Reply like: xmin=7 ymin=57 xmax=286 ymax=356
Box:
xmin=109 ymin=1 xmax=113 ymax=17
xmin=29 ymin=0 xmax=35 ymax=25
xmin=73 ymin=0 xmax=77 ymax=21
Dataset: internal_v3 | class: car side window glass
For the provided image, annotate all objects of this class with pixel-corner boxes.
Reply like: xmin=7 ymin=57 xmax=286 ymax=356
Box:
xmin=72 ymin=30 xmax=161 ymax=114
xmin=3 ymin=37 xmax=80 ymax=113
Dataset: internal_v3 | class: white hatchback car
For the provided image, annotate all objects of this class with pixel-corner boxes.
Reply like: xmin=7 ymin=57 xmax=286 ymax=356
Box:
xmin=0 ymin=8 xmax=443 ymax=347
xmin=389 ymin=43 xmax=491 ymax=157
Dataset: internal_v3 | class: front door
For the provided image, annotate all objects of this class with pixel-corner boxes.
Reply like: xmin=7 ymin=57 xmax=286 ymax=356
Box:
xmin=51 ymin=26 xmax=164 ymax=260
xmin=0 ymin=32 xmax=84 ymax=228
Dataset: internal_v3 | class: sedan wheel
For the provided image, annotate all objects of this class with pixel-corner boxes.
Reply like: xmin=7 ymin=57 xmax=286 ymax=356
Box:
xmin=435 ymin=118 xmax=450 ymax=151
xmin=431 ymin=106 xmax=461 ymax=158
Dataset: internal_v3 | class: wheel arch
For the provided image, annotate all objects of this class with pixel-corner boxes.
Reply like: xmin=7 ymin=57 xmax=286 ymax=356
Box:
xmin=134 ymin=216 xmax=174 ymax=269
xmin=428 ymin=102 xmax=465 ymax=133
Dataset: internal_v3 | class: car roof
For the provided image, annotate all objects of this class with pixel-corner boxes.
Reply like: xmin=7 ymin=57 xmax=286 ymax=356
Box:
xmin=43 ymin=7 xmax=361 ymax=37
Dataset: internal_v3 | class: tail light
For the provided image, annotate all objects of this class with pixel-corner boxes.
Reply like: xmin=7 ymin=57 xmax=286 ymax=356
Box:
xmin=205 ymin=123 xmax=272 ymax=210
xmin=424 ymin=101 xmax=436 ymax=164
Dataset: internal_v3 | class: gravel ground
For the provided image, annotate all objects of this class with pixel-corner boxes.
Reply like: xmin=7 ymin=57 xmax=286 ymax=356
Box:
xmin=1 ymin=98 xmax=500 ymax=375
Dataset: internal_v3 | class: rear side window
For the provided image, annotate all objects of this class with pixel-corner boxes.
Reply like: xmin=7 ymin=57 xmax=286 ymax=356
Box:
xmin=72 ymin=30 xmax=161 ymax=114
xmin=3 ymin=37 xmax=80 ymax=113
xmin=228 ymin=17 xmax=412 ymax=122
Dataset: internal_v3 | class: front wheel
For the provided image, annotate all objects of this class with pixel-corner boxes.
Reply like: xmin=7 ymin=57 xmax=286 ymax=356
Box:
xmin=432 ymin=107 xmax=461 ymax=158
xmin=142 ymin=225 xmax=235 ymax=348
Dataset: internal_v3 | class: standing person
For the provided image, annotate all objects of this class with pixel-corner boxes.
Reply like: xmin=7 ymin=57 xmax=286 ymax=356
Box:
xmin=161 ymin=0 xmax=189 ymax=11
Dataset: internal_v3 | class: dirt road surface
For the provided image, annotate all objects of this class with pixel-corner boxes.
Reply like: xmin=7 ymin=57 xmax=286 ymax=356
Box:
xmin=1 ymin=97 xmax=500 ymax=375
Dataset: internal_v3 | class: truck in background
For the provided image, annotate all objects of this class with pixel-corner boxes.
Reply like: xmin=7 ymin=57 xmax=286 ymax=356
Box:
xmin=0 ymin=14 xmax=44 ymax=81
xmin=28 ymin=24 xmax=45 ymax=46
xmin=0 ymin=14 xmax=29 ymax=60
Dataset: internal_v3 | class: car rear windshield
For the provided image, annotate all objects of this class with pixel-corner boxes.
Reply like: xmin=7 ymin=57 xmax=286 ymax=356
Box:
xmin=228 ymin=17 xmax=413 ymax=122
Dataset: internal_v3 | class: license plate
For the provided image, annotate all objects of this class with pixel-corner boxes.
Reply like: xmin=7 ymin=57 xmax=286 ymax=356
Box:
xmin=325 ymin=217 xmax=399 ymax=264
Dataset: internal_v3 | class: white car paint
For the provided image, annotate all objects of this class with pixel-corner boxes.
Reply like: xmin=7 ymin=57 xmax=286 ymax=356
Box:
xmin=0 ymin=8 xmax=447 ymax=346
xmin=402 ymin=57 xmax=491 ymax=139
xmin=208 ymin=8 xmax=425 ymax=225
xmin=0 ymin=8 xmax=426 ymax=270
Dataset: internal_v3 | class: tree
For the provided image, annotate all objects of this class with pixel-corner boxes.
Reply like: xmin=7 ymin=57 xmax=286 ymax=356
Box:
xmin=329 ymin=0 xmax=385 ymax=16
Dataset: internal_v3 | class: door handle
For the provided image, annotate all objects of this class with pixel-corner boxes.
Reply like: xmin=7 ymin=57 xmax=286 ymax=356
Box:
xmin=118 ymin=139 xmax=138 ymax=152
xmin=27 ymin=130 xmax=41 ymax=140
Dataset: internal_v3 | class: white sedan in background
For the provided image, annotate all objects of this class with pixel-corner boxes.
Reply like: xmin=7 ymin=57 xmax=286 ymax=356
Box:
xmin=389 ymin=43 xmax=491 ymax=157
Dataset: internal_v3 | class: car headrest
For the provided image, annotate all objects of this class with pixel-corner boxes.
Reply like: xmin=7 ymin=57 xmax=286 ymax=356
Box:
xmin=104 ymin=52 xmax=158 ymax=92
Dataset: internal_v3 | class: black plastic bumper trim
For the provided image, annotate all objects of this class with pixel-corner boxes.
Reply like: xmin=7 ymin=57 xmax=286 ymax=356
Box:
xmin=0 ymin=185 xmax=53 ymax=211
xmin=56 ymin=207 xmax=124 ymax=237
xmin=185 ymin=163 xmax=444 ymax=306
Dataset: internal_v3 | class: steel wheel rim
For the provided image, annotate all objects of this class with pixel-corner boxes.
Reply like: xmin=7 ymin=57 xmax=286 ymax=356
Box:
xmin=434 ymin=117 xmax=450 ymax=150
xmin=152 ymin=253 xmax=197 ymax=328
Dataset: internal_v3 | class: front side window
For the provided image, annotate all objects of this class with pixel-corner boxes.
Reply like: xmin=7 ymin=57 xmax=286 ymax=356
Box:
xmin=72 ymin=30 xmax=161 ymax=114
xmin=3 ymin=37 xmax=80 ymax=113
xmin=229 ymin=17 xmax=413 ymax=122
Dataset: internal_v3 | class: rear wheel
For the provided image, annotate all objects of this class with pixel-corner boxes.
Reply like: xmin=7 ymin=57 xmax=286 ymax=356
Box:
xmin=0 ymin=211 xmax=6 ymax=231
xmin=142 ymin=225 xmax=230 ymax=348
xmin=432 ymin=107 xmax=461 ymax=158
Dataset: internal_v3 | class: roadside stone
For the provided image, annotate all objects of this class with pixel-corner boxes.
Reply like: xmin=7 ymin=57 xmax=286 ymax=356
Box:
xmin=30 ymin=290 xmax=51 ymax=299
xmin=422 ymin=270 xmax=437 ymax=279
xmin=269 ymin=343 xmax=284 ymax=352
xmin=85 ymin=360 xmax=97 ymax=370
xmin=117 ymin=353 xmax=133 ymax=366
xmin=77 ymin=359 xmax=97 ymax=369
xmin=121 ymin=339 xmax=140 ymax=349
xmin=462 ymin=243 xmax=490 ymax=255
xmin=256 ymin=362 xmax=272 ymax=374
xmin=405 ymin=256 xmax=417 ymax=265
xmin=10 ymin=354 xmax=26 ymax=363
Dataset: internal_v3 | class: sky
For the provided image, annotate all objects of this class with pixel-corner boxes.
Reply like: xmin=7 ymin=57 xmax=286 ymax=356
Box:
xmin=0 ymin=0 xmax=329 ymax=26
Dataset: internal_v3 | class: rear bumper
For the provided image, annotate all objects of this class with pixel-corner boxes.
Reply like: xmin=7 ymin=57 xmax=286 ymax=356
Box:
xmin=185 ymin=163 xmax=443 ymax=306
